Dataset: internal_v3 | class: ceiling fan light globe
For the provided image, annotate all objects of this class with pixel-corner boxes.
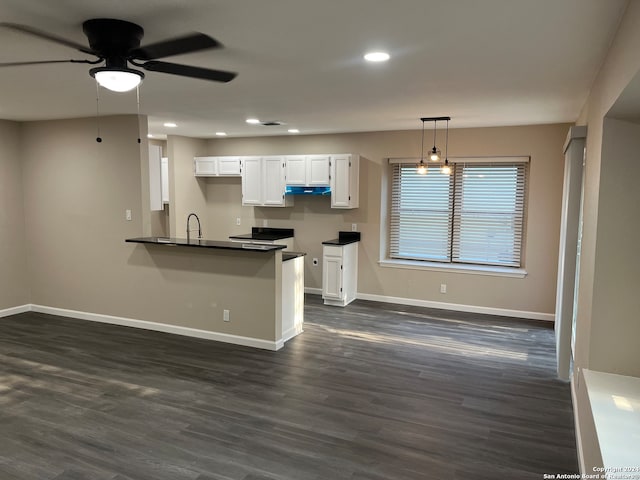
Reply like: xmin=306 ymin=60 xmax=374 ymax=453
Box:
xmin=90 ymin=67 xmax=144 ymax=92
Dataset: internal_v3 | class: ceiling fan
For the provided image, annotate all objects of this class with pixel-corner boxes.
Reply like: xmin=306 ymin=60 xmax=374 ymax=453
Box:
xmin=0 ymin=18 xmax=237 ymax=92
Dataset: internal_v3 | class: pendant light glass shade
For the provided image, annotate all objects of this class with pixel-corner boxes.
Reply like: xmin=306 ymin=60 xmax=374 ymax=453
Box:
xmin=90 ymin=67 xmax=144 ymax=92
xmin=429 ymin=146 xmax=441 ymax=162
xmin=417 ymin=160 xmax=428 ymax=175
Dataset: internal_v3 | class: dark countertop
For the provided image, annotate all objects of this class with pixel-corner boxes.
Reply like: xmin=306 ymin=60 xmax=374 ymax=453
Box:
xmin=229 ymin=227 xmax=294 ymax=242
xmin=322 ymin=231 xmax=361 ymax=246
xmin=126 ymin=237 xmax=287 ymax=252
xmin=282 ymin=251 xmax=306 ymax=261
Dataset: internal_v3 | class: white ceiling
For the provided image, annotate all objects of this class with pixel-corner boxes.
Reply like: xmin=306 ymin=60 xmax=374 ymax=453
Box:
xmin=0 ymin=0 xmax=628 ymax=138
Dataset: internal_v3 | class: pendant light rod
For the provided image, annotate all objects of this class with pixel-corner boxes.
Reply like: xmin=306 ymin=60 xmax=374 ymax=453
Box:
xmin=445 ymin=118 xmax=449 ymax=159
xmin=420 ymin=119 xmax=425 ymax=162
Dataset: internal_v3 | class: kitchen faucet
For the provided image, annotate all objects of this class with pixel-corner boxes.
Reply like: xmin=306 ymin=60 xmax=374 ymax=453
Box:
xmin=186 ymin=213 xmax=202 ymax=241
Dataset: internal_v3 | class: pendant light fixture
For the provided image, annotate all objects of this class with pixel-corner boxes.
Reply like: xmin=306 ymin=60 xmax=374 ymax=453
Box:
xmin=417 ymin=116 xmax=451 ymax=174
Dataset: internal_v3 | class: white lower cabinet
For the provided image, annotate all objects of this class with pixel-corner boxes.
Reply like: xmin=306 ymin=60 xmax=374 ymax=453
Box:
xmin=241 ymin=156 xmax=293 ymax=207
xmin=322 ymin=242 xmax=358 ymax=307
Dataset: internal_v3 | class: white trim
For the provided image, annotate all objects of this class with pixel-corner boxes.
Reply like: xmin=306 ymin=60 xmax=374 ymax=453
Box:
xmin=354 ymin=292 xmax=554 ymax=321
xmin=571 ymin=374 xmax=587 ymax=475
xmin=30 ymin=305 xmax=282 ymax=351
xmin=282 ymin=325 xmax=304 ymax=343
xmin=305 ymin=288 xmax=552 ymax=321
xmin=379 ymin=259 xmax=527 ymax=278
xmin=563 ymin=125 xmax=588 ymax=154
xmin=0 ymin=304 xmax=30 ymax=318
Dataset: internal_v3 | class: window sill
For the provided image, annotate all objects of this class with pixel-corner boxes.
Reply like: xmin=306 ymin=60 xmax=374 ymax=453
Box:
xmin=378 ymin=259 xmax=527 ymax=278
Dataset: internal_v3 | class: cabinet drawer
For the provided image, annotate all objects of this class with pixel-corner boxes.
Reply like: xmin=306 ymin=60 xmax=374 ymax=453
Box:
xmin=323 ymin=245 xmax=343 ymax=257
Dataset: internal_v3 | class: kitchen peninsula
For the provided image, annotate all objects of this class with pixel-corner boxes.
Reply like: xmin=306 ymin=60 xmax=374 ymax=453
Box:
xmin=125 ymin=237 xmax=304 ymax=350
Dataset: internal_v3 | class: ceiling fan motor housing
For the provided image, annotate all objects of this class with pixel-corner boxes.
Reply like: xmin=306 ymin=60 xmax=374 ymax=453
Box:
xmin=82 ymin=18 xmax=144 ymax=63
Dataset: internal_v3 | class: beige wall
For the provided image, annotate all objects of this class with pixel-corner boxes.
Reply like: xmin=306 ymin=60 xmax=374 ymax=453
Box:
xmin=568 ymin=2 xmax=640 ymax=473
xmin=573 ymin=1 xmax=640 ymax=378
xmin=0 ymin=120 xmax=29 ymax=310
xmin=589 ymin=118 xmax=640 ymax=375
xmin=184 ymin=124 xmax=568 ymax=315
xmin=19 ymin=115 xmax=278 ymax=342
xmin=168 ymin=135 xmax=208 ymax=238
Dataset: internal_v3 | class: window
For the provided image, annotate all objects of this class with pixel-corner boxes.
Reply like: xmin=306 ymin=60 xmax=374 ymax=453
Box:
xmin=389 ymin=159 xmax=527 ymax=268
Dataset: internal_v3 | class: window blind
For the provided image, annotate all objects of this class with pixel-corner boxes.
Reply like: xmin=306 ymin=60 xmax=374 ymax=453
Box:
xmin=452 ymin=163 xmax=527 ymax=267
xmin=389 ymin=164 xmax=453 ymax=262
xmin=388 ymin=159 xmax=528 ymax=268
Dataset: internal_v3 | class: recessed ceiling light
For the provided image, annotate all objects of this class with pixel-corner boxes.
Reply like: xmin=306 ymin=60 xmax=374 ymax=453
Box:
xmin=164 ymin=122 xmax=177 ymax=128
xmin=288 ymin=129 xmax=300 ymax=134
xmin=147 ymin=134 xmax=154 ymax=138
xmin=364 ymin=51 xmax=390 ymax=62
xmin=246 ymin=118 xmax=260 ymax=124
xmin=215 ymin=132 xmax=227 ymax=136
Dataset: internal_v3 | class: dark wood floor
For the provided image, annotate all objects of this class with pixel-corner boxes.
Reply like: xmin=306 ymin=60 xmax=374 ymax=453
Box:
xmin=0 ymin=296 xmax=577 ymax=480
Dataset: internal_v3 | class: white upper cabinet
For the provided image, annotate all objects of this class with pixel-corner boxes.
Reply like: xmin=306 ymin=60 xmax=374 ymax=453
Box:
xmin=194 ymin=156 xmax=241 ymax=177
xmin=241 ymin=157 xmax=263 ymax=205
xmin=217 ymin=157 xmax=242 ymax=176
xmin=285 ymin=156 xmax=307 ymax=185
xmin=330 ymin=154 xmax=359 ymax=208
xmin=161 ymin=157 xmax=169 ymax=204
xmin=242 ymin=156 xmax=293 ymax=207
xmin=149 ymin=144 xmax=163 ymax=211
xmin=285 ymin=155 xmax=330 ymax=186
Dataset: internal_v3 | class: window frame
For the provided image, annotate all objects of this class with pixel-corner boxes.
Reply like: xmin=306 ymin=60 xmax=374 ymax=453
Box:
xmin=383 ymin=156 xmax=529 ymax=277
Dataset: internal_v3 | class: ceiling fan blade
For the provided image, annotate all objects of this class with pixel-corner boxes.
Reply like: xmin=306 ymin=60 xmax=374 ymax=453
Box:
xmin=142 ymin=60 xmax=237 ymax=83
xmin=131 ymin=33 xmax=221 ymax=60
xmin=0 ymin=22 xmax=95 ymax=55
xmin=0 ymin=59 xmax=82 ymax=67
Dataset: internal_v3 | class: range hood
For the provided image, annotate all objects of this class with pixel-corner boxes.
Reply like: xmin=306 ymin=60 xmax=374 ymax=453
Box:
xmin=285 ymin=186 xmax=331 ymax=195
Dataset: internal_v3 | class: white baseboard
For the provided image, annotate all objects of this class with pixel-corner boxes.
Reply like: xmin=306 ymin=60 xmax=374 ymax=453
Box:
xmin=30 ymin=304 xmax=282 ymax=351
xmin=0 ymin=304 xmax=30 ymax=318
xmin=282 ymin=324 xmax=304 ymax=344
xmin=571 ymin=374 xmax=587 ymax=475
xmin=304 ymin=288 xmax=554 ymax=321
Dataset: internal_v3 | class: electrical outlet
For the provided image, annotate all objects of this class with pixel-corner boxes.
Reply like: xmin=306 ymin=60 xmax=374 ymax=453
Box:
xmin=223 ymin=309 xmax=230 ymax=322
xmin=125 ymin=209 xmax=132 ymax=221
xmin=351 ymin=223 xmax=357 ymax=231
xmin=440 ymin=284 xmax=447 ymax=294
xmin=312 ymin=258 xmax=319 ymax=266
xmin=236 ymin=217 xmax=241 ymax=226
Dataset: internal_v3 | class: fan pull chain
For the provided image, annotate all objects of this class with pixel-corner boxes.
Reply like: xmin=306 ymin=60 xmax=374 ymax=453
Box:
xmin=136 ymin=85 xmax=141 ymax=143
xmin=95 ymin=81 xmax=102 ymax=143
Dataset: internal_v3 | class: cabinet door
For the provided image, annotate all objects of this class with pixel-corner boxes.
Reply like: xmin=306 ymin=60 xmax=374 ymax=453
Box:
xmin=330 ymin=154 xmax=352 ymax=207
xmin=217 ymin=157 xmax=241 ymax=176
xmin=307 ymin=155 xmax=330 ymax=186
xmin=194 ymin=156 xmax=218 ymax=176
xmin=322 ymin=255 xmax=343 ymax=300
xmin=149 ymin=144 xmax=163 ymax=211
xmin=160 ymin=157 xmax=169 ymax=204
xmin=285 ymin=156 xmax=307 ymax=185
xmin=241 ymin=157 xmax=262 ymax=205
xmin=262 ymin=156 xmax=286 ymax=205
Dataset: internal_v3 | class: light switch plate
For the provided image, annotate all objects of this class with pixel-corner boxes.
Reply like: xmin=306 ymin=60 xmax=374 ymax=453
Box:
xmin=125 ymin=209 xmax=132 ymax=221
